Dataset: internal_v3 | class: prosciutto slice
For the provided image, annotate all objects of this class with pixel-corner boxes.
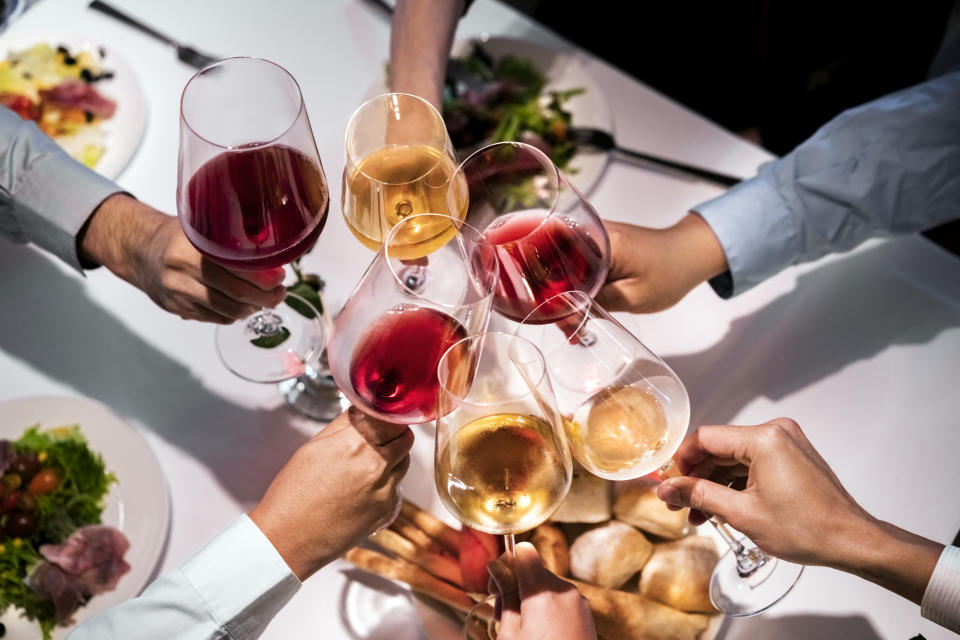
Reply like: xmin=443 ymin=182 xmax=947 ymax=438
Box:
xmin=28 ymin=525 xmax=131 ymax=624
xmin=38 ymin=79 xmax=116 ymax=118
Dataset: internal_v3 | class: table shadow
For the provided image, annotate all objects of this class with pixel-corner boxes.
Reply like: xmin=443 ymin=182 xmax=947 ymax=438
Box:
xmin=0 ymin=243 xmax=312 ymax=505
xmin=660 ymin=238 xmax=960 ymax=430
xmin=718 ymin=613 xmax=883 ymax=640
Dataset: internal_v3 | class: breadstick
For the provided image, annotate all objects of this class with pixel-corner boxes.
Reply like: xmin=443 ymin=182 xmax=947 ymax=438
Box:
xmin=530 ymin=524 xmax=570 ymax=576
xmin=390 ymin=513 xmax=438 ymax=551
xmin=369 ymin=528 xmax=463 ymax=587
xmin=400 ymin=499 xmax=461 ymax=553
xmin=345 ymin=548 xmax=493 ymax=621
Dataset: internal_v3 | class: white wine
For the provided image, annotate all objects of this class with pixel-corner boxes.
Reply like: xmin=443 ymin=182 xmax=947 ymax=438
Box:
xmin=343 ymin=144 xmax=465 ymax=255
xmin=436 ymin=413 xmax=570 ymax=535
xmin=569 ymin=385 xmax=672 ymax=478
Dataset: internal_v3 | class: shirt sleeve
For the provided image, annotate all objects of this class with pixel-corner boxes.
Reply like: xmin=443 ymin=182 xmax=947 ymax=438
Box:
xmin=0 ymin=106 xmax=123 ymax=272
xmin=921 ymin=544 xmax=960 ymax=633
xmin=68 ymin=515 xmax=301 ymax=640
xmin=693 ymin=69 xmax=960 ymax=298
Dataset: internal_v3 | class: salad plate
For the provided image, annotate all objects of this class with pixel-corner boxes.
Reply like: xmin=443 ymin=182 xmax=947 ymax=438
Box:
xmin=0 ymin=33 xmax=147 ymax=179
xmin=0 ymin=394 xmax=170 ymax=638
xmin=370 ymin=35 xmax=614 ymax=202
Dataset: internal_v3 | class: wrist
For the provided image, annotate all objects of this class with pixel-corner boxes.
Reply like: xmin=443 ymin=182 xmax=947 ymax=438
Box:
xmin=248 ymin=505 xmax=333 ymax=582
xmin=666 ymin=213 xmax=728 ymax=287
xmin=78 ymin=194 xmax=165 ymax=280
xmin=836 ymin=515 xmax=943 ymax=605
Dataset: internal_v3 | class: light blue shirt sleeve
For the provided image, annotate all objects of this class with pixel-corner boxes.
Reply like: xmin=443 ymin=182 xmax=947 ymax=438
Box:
xmin=0 ymin=106 xmax=123 ymax=272
xmin=694 ymin=69 xmax=960 ymax=298
xmin=68 ymin=515 xmax=301 ymax=640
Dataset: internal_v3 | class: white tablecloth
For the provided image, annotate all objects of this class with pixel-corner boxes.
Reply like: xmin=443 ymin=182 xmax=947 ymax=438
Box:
xmin=1 ymin=1 xmax=959 ymax=638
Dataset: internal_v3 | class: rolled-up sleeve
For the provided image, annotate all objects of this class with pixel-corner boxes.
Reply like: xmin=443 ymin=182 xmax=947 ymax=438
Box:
xmin=694 ymin=69 xmax=960 ymax=297
xmin=0 ymin=106 xmax=122 ymax=272
xmin=69 ymin=515 xmax=301 ymax=640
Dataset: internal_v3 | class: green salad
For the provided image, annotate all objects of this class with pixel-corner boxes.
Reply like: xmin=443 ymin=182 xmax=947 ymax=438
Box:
xmin=0 ymin=426 xmax=116 ymax=639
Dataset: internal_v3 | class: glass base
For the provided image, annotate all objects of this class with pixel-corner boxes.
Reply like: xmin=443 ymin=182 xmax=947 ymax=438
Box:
xmin=709 ymin=539 xmax=804 ymax=616
xmin=215 ymin=293 xmax=324 ymax=384
xmin=278 ymin=363 xmax=350 ymax=421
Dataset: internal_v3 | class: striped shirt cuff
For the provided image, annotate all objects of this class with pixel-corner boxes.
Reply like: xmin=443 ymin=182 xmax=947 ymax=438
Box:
xmin=921 ymin=544 xmax=960 ymax=633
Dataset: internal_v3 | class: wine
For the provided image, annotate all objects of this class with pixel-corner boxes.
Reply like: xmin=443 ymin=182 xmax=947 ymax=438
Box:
xmin=344 ymin=144 xmax=466 ymax=255
xmin=569 ymin=385 xmax=672 ymax=477
xmin=483 ymin=210 xmax=606 ymax=323
xmin=181 ymin=145 xmax=328 ymax=270
xmin=349 ymin=305 xmax=467 ymax=423
xmin=437 ymin=413 xmax=570 ymax=535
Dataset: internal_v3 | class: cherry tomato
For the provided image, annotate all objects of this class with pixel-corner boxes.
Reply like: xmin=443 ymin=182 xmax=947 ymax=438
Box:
xmin=28 ymin=469 xmax=60 ymax=494
xmin=5 ymin=511 xmax=36 ymax=538
xmin=1 ymin=491 xmax=19 ymax=514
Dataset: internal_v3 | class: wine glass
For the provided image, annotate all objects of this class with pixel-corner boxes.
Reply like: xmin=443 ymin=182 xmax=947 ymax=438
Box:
xmin=519 ymin=290 xmax=803 ymax=617
xmin=326 ymin=213 xmax=498 ymax=424
xmin=435 ymin=331 xmax=573 ymax=639
xmin=342 ymin=92 xmax=465 ymax=253
xmin=177 ymin=58 xmax=333 ymax=400
xmin=448 ymin=141 xmax=610 ymax=324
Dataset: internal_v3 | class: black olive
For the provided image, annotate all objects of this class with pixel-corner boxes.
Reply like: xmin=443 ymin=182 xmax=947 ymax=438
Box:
xmin=81 ymin=68 xmax=94 ymax=82
xmin=10 ymin=454 xmax=39 ymax=480
xmin=85 ymin=111 xmax=94 ymax=123
xmin=102 ymin=71 xmax=114 ymax=80
xmin=56 ymin=45 xmax=68 ymax=54
xmin=1 ymin=620 xmax=6 ymax=636
xmin=6 ymin=511 xmax=36 ymax=538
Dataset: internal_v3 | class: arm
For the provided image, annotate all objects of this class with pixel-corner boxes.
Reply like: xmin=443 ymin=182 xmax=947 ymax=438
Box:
xmin=0 ymin=107 xmax=286 ymax=323
xmin=657 ymin=419 xmax=957 ymax=631
xmin=389 ymin=0 xmax=465 ymax=111
xmin=70 ymin=409 xmax=414 ymax=639
xmin=598 ymin=69 xmax=960 ymax=312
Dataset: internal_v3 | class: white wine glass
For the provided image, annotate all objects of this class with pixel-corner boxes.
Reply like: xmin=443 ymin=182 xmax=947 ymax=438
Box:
xmin=518 ymin=290 xmax=803 ymax=617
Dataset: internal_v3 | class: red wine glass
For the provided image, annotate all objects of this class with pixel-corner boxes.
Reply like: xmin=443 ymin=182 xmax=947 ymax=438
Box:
xmin=447 ymin=141 xmax=610 ymax=324
xmin=327 ymin=213 xmax=498 ymax=424
xmin=177 ymin=57 xmax=329 ymax=385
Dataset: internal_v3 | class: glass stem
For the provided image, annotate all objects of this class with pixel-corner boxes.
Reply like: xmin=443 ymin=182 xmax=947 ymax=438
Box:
xmin=504 ymin=533 xmax=516 ymax=556
xmin=710 ymin=519 xmax=768 ymax=577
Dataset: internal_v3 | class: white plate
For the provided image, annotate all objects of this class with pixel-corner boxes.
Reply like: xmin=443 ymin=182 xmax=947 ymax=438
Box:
xmin=0 ymin=395 xmax=170 ymax=639
xmin=0 ymin=34 xmax=147 ymax=179
xmin=370 ymin=35 xmax=614 ymax=202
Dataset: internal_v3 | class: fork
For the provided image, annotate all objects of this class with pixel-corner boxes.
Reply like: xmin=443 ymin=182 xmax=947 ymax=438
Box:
xmin=568 ymin=126 xmax=742 ymax=187
xmin=89 ymin=0 xmax=220 ymax=70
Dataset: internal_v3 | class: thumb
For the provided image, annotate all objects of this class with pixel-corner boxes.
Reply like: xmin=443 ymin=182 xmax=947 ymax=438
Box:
xmin=230 ymin=266 xmax=286 ymax=291
xmin=658 ymin=476 xmax=750 ymax=525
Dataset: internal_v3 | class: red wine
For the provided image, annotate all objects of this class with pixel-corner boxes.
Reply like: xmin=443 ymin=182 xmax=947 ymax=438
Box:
xmin=483 ymin=211 xmax=606 ymax=323
xmin=181 ymin=145 xmax=328 ymax=270
xmin=349 ymin=305 xmax=468 ymax=423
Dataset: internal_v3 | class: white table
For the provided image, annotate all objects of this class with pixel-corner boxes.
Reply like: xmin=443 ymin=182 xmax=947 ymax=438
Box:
xmin=1 ymin=1 xmax=959 ymax=638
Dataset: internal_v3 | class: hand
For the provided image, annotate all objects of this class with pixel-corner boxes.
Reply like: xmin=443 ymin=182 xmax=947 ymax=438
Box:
xmin=596 ymin=214 xmax=728 ymax=313
xmin=249 ymin=407 xmax=413 ymax=581
xmin=79 ymin=194 xmax=286 ymax=323
xmin=656 ymin=419 xmax=943 ymax=605
xmin=488 ymin=542 xmax=597 ymax=640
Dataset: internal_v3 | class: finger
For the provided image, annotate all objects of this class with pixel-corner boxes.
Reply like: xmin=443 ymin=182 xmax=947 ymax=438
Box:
xmin=348 ymin=407 xmax=412 ymax=447
xmin=390 ymin=453 xmax=411 ymax=477
xmin=194 ymin=287 xmax=261 ymax=320
xmin=379 ymin=427 xmax=415 ymax=467
xmin=513 ymin=541 xmax=558 ymax=600
xmin=673 ymin=425 xmax=761 ymax=473
xmin=180 ymin=302 xmax=235 ymax=325
xmin=200 ymin=260 xmax=287 ymax=307
xmin=658 ymin=476 xmax=750 ymax=525
xmin=688 ymin=508 xmax=710 ymax=526
xmin=594 ymin=282 xmax=636 ymax=313
xmin=228 ymin=266 xmax=287 ymax=291
xmin=488 ymin=555 xmax=520 ymax=634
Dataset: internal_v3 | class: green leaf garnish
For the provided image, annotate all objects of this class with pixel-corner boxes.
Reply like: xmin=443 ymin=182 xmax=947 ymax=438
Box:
xmin=250 ymin=327 xmax=291 ymax=348
xmin=285 ymin=282 xmax=324 ymax=319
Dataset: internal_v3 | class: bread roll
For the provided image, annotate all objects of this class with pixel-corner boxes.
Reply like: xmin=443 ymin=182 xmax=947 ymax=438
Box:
xmin=639 ymin=535 xmax=719 ymax=612
xmin=613 ymin=481 xmax=687 ymax=539
xmin=531 ymin=524 xmax=570 ymax=576
xmin=550 ymin=465 xmax=611 ymax=523
xmin=569 ymin=520 xmax=652 ymax=588
xmin=571 ymin=579 xmax=709 ymax=640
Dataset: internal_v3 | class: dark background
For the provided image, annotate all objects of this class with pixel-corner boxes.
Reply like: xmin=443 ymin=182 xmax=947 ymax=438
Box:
xmin=501 ymin=0 xmax=960 ymax=253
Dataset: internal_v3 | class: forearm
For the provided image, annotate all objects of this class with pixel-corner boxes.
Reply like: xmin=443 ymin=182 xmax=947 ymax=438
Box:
xmin=390 ymin=0 xmax=464 ymax=111
xmin=837 ymin=517 xmax=943 ymax=606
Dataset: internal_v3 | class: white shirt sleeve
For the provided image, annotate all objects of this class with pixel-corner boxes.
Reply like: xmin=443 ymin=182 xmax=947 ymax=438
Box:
xmin=921 ymin=545 xmax=960 ymax=633
xmin=68 ymin=514 xmax=301 ymax=640
xmin=693 ymin=69 xmax=960 ymax=298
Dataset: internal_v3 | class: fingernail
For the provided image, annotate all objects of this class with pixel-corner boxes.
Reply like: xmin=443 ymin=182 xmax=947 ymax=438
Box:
xmin=658 ymin=483 xmax=682 ymax=506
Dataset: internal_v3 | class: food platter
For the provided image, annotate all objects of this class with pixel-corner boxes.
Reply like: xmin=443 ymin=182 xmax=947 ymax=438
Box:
xmin=0 ymin=34 xmax=147 ymax=179
xmin=0 ymin=395 xmax=170 ymax=638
